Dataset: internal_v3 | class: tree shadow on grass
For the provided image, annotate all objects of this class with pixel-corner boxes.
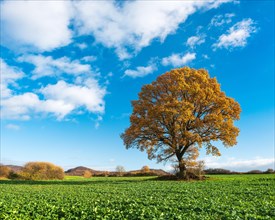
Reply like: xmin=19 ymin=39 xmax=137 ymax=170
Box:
xmin=0 ymin=177 xmax=160 ymax=186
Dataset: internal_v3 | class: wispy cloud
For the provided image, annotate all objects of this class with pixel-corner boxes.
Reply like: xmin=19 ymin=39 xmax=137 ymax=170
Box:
xmin=76 ymin=43 xmax=88 ymax=50
xmin=203 ymin=156 xmax=274 ymax=171
xmin=6 ymin=124 xmax=20 ymax=131
xmin=162 ymin=52 xmax=196 ymax=67
xmin=210 ymin=13 xmax=235 ymax=27
xmin=0 ymin=58 xmax=25 ymax=98
xmin=81 ymin=56 xmax=97 ymax=63
xmin=186 ymin=35 xmax=205 ymax=48
xmin=18 ymin=55 xmax=92 ymax=79
xmin=124 ymin=64 xmax=157 ymax=78
xmin=213 ymin=18 xmax=257 ymax=50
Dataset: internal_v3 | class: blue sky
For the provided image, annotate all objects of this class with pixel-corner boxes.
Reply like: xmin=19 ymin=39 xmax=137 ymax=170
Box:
xmin=0 ymin=0 xmax=274 ymax=172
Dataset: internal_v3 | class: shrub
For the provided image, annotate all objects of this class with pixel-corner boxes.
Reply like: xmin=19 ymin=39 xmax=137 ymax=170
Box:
xmin=141 ymin=166 xmax=150 ymax=173
xmin=264 ymin=168 xmax=274 ymax=174
xmin=83 ymin=170 xmax=92 ymax=178
xmin=19 ymin=162 xmax=64 ymax=180
xmin=0 ymin=165 xmax=11 ymax=178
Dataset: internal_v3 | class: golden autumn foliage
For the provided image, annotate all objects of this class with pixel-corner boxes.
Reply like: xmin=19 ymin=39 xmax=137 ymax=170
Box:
xmin=141 ymin=165 xmax=150 ymax=173
xmin=121 ymin=67 xmax=241 ymax=179
xmin=83 ymin=170 xmax=92 ymax=178
xmin=19 ymin=162 xmax=64 ymax=180
xmin=0 ymin=165 xmax=11 ymax=178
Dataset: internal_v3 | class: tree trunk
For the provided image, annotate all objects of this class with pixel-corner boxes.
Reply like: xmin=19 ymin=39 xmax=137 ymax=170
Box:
xmin=178 ymin=159 xmax=187 ymax=179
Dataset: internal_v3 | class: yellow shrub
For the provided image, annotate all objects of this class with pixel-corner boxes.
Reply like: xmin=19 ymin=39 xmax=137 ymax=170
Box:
xmin=19 ymin=162 xmax=64 ymax=180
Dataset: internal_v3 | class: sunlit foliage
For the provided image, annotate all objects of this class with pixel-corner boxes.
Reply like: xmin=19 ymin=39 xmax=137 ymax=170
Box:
xmin=122 ymin=67 xmax=241 ymax=178
xmin=19 ymin=162 xmax=64 ymax=180
xmin=0 ymin=165 xmax=11 ymax=178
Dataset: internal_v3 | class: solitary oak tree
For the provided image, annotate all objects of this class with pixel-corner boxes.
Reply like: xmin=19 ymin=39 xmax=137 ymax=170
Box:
xmin=121 ymin=67 xmax=241 ymax=179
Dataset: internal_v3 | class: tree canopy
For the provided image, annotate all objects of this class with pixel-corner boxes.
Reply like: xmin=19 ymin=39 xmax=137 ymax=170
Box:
xmin=121 ymin=67 xmax=241 ymax=179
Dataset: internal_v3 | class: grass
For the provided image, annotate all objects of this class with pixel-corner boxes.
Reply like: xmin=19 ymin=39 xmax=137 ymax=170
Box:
xmin=0 ymin=174 xmax=274 ymax=219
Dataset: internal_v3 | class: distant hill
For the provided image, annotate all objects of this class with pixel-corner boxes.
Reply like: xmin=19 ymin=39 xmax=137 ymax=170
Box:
xmin=6 ymin=165 xmax=23 ymax=173
xmin=65 ymin=166 xmax=170 ymax=177
xmin=65 ymin=166 xmax=105 ymax=176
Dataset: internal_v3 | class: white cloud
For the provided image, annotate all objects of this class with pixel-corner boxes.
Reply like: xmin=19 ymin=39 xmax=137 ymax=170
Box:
xmin=6 ymin=124 xmax=20 ymax=131
xmin=1 ymin=54 xmax=106 ymax=122
xmin=1 ymin=92 xmax=40 ymax=120
xmin=81 ymin=56 xmax=97 ymax=62
xmin=0 ymin=58 xmax=24 ymax=98
xmin=1 ymin=92 xmax=73 ymax=121
xmin=95 ymin=116 xmax=103 ymax=129
xmin=73 ymin=1 xmax=232 ymax=59
xmin=213 ymin=18 xmax=257 ymax=50
xmin=1 ymin=80 xmax=106 ymax=120
xmin=18 ymin=55 xmax=91 ymax=79
xmin=162 ymin=52 xmax=196 ymax=67
xmin=210 ymin=13 xmax=235 ymax=27
xmin=186 ymin=35 xmax=205 ymax=48
xmin=40 ymin=80 xmax=106 ymax=114
xmin=124 ymin=64 xmax=157 ymax=78
xmin=204 ymin=156 xmax=275 ymax=171
xmin=1 ymin=1 xmax=72 ymax=51
xmin=39 ymin=99 xmax=75 ymax=120
xmin=76 ymin=43 xmax=88 ymax=50
xmin=1 ymin=1 xmax=232 ymax=55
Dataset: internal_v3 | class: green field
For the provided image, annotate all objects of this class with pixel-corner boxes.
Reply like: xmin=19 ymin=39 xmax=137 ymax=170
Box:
xmin=0 ymin=174 xmax=274 ymax=219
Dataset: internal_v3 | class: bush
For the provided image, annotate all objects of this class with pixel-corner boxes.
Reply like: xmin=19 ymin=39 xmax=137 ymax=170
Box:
xmin=141 ymin=166 xmax=150 ymax=173
xmin=0 ymin=165 xmax=11 ymax=178
xmin=83 ymin=170 xmax=92 ymax=178
xmin=264 ymin=168 xmax=274 ymax=174
xmin=19 ymin=162 xmax=64 ymax=180
xmin=8 ymin=171 xmax=19 ymax=179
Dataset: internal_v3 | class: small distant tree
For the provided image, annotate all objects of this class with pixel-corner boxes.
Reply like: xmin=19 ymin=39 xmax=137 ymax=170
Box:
xmin=141 ymin=165 xmax=150 ymax=173
xmin=197 ymin=160 xmax=205 ymax=176
xmin=0 ymin=165 xmax=11 ymax=178
xmin=83 ymin=170 xmax=92 ymax=178
xmin=104 ymin=171 xmax=109 ymax=177
xmin=264 ymin=168 xmax=274 ymax=174
xmin=116 ymin=166 xmax=126 ymax=176
xmin=19 ymin=162 xmax=64 ymax=180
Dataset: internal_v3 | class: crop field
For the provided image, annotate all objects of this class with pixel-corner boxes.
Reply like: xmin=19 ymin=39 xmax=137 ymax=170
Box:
xmin=0 ymin=174 xmax=274 ymax=219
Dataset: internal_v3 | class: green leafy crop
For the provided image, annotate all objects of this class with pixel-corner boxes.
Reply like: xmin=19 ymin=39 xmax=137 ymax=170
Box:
xmin=0 ymin=175 xmax=274 ymax=219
